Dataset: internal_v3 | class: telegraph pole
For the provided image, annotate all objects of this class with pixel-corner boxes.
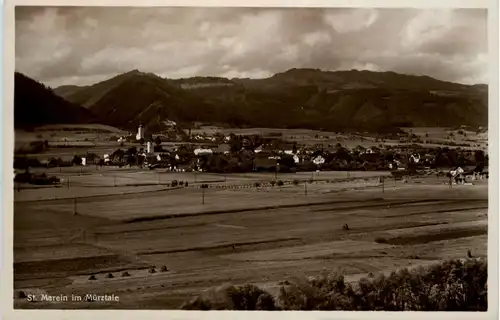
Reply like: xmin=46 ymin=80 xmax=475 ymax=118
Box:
xmin=73 ymin=197 xmax=77 ymax=215
xmin=304 ymin=181 xmax=308 ymax=196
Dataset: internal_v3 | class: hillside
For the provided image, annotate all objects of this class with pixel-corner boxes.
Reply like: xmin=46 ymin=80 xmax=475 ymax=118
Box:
xmin=61 ymin=70 xmax=219 ymax=132
xmin=14 ymin=72 xmax=97 ymax=129
xmin=55 ymin=68 xmax=488 ymax=132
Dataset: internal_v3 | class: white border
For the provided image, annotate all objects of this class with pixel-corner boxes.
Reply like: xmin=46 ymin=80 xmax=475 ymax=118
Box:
xmin=2 ymin=1 xmax=499 ymax=320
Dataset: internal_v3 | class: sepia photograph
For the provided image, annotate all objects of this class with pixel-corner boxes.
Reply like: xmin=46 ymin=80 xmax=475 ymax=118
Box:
xmin=3 ymin=1 xmax=498 ymax=316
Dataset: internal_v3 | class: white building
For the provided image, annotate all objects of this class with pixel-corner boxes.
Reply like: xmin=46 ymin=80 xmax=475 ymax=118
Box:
xmin=194 ymin=148 xmax=213 ymax=156
xmin=312 ymin=155 xmax=325 ymax=165
xmin=146 ymin=141 xmax=153 ymax=153
xmin=136 ymin=125 xmax=145 ymax=140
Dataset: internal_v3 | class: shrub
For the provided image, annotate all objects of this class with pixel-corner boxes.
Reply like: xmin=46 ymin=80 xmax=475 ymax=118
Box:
xmin=180 ymin=259 xmax=487 ymax=311
xmin=308 ymin=179 xmax=314 ymax=184
xmin=292 ymin=179 xmax=300 ymax=185
xmin=181 ymin=283 xmax=278 ymax=310
xmin=254 ymin=182 xmax=261 ymax=188
xmin=270 ymin=180 xmax=276 ymax=186
xmin=277 ymin=180 xmax=284 ymax=186
xmin=160 ymin=265 xmax=168 ymax=272
xmin=179 ymin=181 xmax=184 ymax=186
xmin=106 ymin=273 xmax=114 ymax=278
xmin=184 ymin=181 xmax=189 ymax=187
xmin=121 ymin=271 xmax=131 ymax=277
xmin=171 ymin=180 xmax=178 ymax=187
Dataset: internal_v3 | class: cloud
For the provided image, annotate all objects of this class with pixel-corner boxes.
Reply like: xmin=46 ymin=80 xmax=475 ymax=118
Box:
xmin=14 ymin=7 xmax=487 ymax=87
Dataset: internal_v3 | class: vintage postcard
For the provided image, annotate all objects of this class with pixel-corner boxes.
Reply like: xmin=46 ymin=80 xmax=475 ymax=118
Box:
xmin=2 ymin=0 xmax=498 ymax=319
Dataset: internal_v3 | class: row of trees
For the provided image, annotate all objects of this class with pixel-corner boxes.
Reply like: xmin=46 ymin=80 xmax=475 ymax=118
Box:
xmin=181 ymin=258 xmax=487 ymax=311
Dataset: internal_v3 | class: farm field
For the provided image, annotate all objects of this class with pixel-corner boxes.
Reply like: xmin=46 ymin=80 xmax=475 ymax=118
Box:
xmin=13 ymin=171 xmax=488 ymax=309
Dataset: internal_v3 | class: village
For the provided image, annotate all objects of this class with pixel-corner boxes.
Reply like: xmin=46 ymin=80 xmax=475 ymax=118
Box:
xmin=14 ymin=123 xmax=489 ymax=187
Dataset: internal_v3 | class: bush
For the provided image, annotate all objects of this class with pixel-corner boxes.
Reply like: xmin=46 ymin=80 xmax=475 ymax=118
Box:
xmin=277 ymin=180 xmax=284 ymax=186
xmin=254 ymin=182 xmax=261 ymax=188
xmin=270 ymin=180 xmax=276 ymax=186
xmin=180 ymin=259 xmax=487 ymax=311
xmin=179 ymin=181 xmax=184 ymax=186
xmin=184 ymin=181 xmax=189 ymax=187
xmin=181 ymin=283 xmax=278 ymax=310
xmin=171 ymin=180 xmax=178 ymax=187
xmin=292 ymin=179 xmax=299 ymax=185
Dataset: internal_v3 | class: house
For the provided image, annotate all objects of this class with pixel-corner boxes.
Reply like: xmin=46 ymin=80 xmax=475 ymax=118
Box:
xmin=312 ymin=155 xmax=325 ymax=165
xmin=85 ymin=152 xmax=100 ymax=164
xmin=194 ymin=147 xmax=213 ymax=156
xmin=293 ymin=154 xmax=301 ymax=164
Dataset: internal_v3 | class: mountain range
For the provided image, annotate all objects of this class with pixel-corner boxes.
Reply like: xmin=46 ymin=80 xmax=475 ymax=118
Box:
xmin=15 ymin=68 xmax=488 ymax=132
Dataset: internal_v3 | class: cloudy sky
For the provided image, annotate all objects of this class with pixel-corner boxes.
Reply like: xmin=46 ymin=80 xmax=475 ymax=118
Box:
xmin=15 ymin=6 xmax=488 ymax=88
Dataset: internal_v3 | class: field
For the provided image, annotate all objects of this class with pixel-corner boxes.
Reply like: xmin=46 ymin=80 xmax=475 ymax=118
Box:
xmin=13 ymin=166 xmax=488 ymax=309
xmin=12 ymin=124 xmax=489 ymax=309
xmin=190 ymin=126 xmax=488 ymax=151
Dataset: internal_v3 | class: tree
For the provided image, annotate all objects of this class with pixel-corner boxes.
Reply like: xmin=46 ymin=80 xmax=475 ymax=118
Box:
xmin=229 ymin=135 xmax=242 ymax=153
xmin=127 ymin=146 xmax=137 ymax=155
xmin=154 ymin=136 xmax=162 ymax=146
xmin=72 ymin=155 xmax=82 ymax=165
xmin=280 ymin=154 xmax=295 ymax=168
xmin=474 ymin=150 xmax=485 ymax=165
